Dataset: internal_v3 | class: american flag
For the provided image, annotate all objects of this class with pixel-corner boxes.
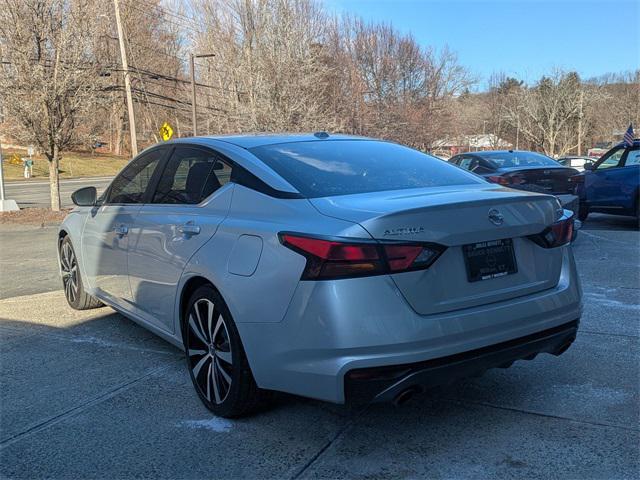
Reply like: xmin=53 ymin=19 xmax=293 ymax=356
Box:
xmin=623 ymin=124 xmax=635 ymax=146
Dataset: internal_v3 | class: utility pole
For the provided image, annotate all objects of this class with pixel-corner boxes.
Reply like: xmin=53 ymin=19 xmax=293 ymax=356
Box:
xmin=113 ymin=0 xmax=138 ymax=156
xmin=190 ymin=53 xmax=215 ymax=136
xmin=577 ymin=89 xmax=584 ymax=156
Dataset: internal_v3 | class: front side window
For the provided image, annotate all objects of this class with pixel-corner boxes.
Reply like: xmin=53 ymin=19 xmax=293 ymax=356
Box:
xmin=595 ymin=147 xmax=625 ymax=170
xmin=152 ymin=146 xmax=232 ymax=204
xmin=250 ymin=140 xmax=482 ymax=198
xmin=106 ymin=149 xmax=165 ymax=204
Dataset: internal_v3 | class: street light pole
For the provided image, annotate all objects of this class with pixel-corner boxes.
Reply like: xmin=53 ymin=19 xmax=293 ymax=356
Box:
xmin=113 ymin=0 xmax=138 ymax=156
xmin=190 ymin=53 xmax=215 ymax=137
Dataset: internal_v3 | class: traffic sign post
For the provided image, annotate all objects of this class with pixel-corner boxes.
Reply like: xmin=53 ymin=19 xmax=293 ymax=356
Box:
xmin=0 ymin=143 xmax=20 ymax=211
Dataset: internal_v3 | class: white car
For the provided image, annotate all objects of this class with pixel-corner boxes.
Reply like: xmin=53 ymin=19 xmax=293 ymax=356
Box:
xmin=558 ymin=156 xmax=597 ymax=172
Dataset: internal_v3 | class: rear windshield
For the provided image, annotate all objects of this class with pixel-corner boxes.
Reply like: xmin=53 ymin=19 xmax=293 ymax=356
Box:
xmin=250 ymin=140 xmax=483 ymax=198
xmin=478 ymin=151 xmax=559 ymax=168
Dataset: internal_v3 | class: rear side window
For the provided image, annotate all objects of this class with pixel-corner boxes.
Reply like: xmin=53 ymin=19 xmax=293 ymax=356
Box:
xmin=479 ymin=151 xmax=559 ymax=168
xmin=250 ymin=140 xmax=482 ymax=198
xmin=152 ymin=146 xmax=232 ymax=204
xmin=458 ymin=157 xmax=478 ymax=171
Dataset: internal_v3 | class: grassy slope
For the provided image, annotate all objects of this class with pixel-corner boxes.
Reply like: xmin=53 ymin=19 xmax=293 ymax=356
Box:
xmin=2 ymin=149 xmax=129 ymax=181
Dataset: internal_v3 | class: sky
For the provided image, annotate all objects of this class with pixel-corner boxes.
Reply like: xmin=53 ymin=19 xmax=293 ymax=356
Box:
xmin=325 ymin=0 xmax=640 ymax=88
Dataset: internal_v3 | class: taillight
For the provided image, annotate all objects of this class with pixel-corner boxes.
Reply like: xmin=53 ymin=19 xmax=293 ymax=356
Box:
xmin=487 ymin=175 xmax=510 ymax=185
xmin=279 ymin=233 xmax=445 ymax=280
xmin=528 ymin=211 xmax=575 ymax=248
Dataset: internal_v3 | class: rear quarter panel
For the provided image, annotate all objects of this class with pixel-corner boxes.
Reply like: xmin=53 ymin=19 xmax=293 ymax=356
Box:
xmin=174 ymin=185 xmax=370 ymax=339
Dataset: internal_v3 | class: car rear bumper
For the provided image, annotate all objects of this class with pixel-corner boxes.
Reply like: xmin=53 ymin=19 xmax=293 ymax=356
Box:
xmin=345 ymin=319 xmax=579 ymax=404
xmin=237 ymin=245 xmax=582 ymax=404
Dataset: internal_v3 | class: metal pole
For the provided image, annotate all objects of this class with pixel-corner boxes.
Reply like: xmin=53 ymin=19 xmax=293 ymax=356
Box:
xmin=577 ymin=90 xmax=584 ymax=156
xmin=0 ymin=143 xmax=5 ymax=201
xmin=190 ymin=54 xmax=197 ymax=136
xmin=190 ymin=53 xmax=215 ymax=137
xmin=113 ymin=0 xmax=138 ymax=156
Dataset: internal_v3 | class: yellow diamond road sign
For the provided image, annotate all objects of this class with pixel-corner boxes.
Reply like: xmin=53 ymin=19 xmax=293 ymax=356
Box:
xmin=159 ymin=122 xmax=174 ymax=141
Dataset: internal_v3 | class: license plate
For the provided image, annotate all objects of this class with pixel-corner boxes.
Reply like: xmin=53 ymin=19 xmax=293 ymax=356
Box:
xmin=463 ymin=239 xmax=517 ymax=282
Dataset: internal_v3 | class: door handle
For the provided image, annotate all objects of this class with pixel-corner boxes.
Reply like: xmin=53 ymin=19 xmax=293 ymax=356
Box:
xmin=178 ymin=223 xmax=200 ymax=236
xmin=114 ymin=225 xmax=128 ymax=237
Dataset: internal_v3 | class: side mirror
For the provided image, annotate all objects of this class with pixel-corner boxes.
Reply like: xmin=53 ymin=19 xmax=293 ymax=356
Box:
xmin=71 ymin=186 xmax=97 ymax=206
xmin=583 ymin=161 xmax=595 ymax=171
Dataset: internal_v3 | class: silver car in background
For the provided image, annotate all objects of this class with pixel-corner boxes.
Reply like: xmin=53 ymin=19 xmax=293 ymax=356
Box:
xmin=59 ymin=133 xmax=582 ymax=417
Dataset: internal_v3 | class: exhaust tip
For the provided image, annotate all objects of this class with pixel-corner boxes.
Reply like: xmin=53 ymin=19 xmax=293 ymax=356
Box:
xmin=554 ymin=339 xmax=575 ymax=356
xmin=393 ymin=387 xmax=420 ymax=406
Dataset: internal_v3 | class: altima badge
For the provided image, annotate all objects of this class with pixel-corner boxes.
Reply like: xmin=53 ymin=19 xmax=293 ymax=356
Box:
xmin=488 ymin=209 xmax=504 ymax=226
xmin=383 ymin=226 xmax=425 ymax=236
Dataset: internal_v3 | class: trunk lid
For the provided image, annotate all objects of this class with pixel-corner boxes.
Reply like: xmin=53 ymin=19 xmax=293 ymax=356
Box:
xmin=310 ymin=184 xmax=564 ymax=314
xmin=501 ymin=166 xmax=579 ymax=195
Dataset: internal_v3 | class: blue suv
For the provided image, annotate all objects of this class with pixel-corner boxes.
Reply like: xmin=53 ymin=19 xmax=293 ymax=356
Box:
xmin=576 ymin=139 xmax=640 ymax=222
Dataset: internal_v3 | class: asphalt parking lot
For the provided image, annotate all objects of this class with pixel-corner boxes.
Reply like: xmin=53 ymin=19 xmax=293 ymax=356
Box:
xmin=0 ymin=214 xmax=638 ymax=479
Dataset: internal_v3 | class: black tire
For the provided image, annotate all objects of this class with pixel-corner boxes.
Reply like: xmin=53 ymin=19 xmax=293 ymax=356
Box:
xmin=577 ymin=203 xmax=589 ymax=222
xmin=59 ymin=236 xmax=103 ymax=310
xmin=183 ymin=285 xmax=268 ymax=418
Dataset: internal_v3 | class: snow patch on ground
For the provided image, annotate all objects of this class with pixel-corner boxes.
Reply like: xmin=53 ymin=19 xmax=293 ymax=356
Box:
xmin=179 ymin=418 xmax=234 ymax=433
xmin=68 ymin=335 xmax=123 ymax=348
xmin=556 ymin=383 xmax=631 ymax=405
xmin=584 ymin=291 xmax=640 ymax=311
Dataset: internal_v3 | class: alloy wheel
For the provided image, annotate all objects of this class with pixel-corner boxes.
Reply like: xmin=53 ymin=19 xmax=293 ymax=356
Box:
xmin=60 ymin=242 xmax=78 ymax=304
xmin=186 ymin=298 xmax=233 ymax=404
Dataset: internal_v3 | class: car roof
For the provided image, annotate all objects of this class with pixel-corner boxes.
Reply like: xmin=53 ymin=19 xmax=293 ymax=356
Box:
xmin=166 ymin=132 xmax=371 ymax=149
xmin=468 ymin=150 xmax=548 ymax=156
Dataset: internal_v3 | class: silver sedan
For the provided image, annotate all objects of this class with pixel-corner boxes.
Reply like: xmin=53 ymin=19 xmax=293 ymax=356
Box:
xmin=58 ymin=133 xmax=582 ymax=417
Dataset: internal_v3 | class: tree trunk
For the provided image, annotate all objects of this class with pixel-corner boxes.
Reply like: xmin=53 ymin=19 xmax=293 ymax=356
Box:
xmin=49 ymin=148 xmax=62 ymax=211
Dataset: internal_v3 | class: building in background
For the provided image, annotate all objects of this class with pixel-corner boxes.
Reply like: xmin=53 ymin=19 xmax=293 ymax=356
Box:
xmin=431 ymin=134 xmax=512 ymax=159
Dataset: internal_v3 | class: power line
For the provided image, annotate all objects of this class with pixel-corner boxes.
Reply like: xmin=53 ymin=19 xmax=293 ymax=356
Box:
xmin=139 ymin=76 xmax=241 ymax=105
xmin=119 ymin=65 xmax=245 ymax=94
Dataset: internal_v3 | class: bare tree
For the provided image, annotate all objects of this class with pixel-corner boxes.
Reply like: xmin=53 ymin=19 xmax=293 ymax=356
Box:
xmin=0 ymin=0 xmax=106 ymax=210
xmin=2 ymin=0 xmax=636 ymax=191
xmin=587 ymin=70 xmax=639 ymax=145
xmin=501 ymin=71 xmax=602 ymax=157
